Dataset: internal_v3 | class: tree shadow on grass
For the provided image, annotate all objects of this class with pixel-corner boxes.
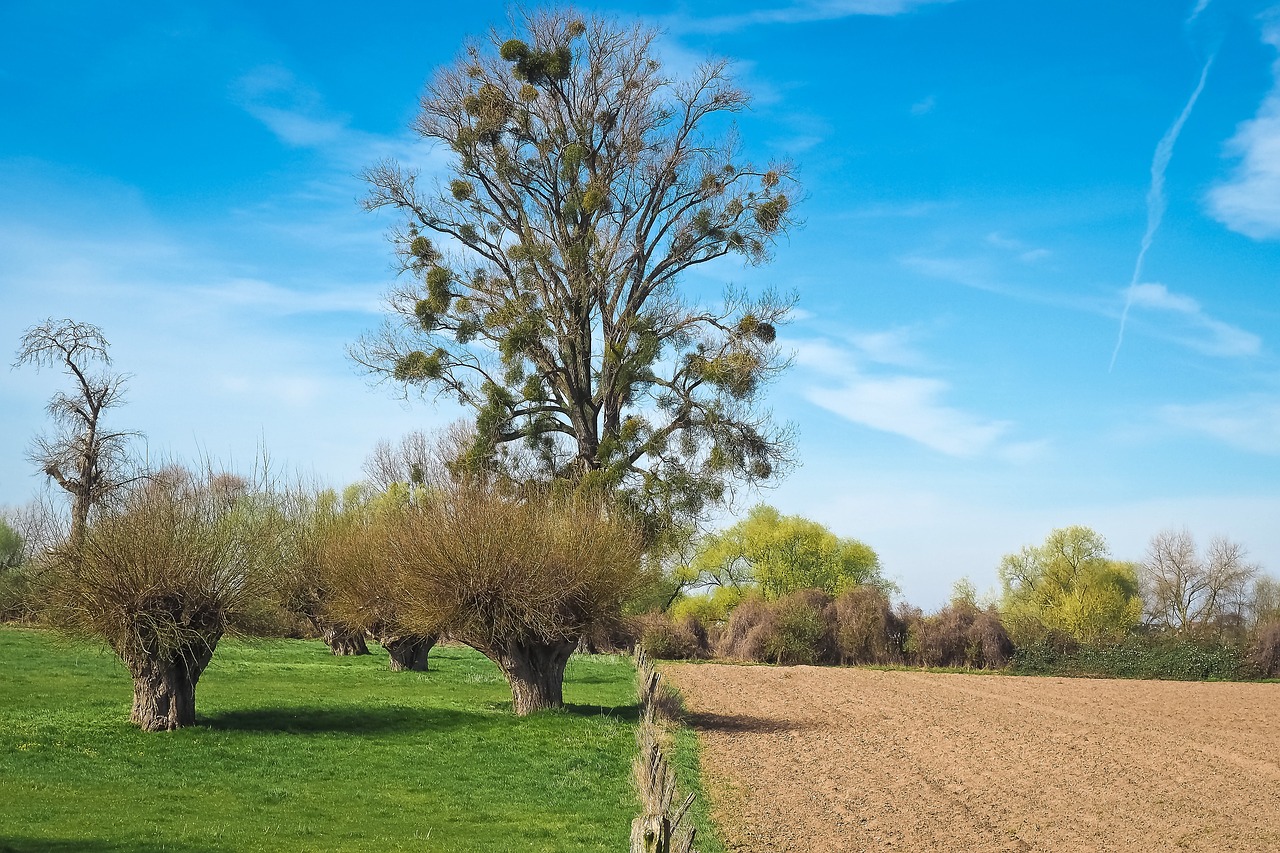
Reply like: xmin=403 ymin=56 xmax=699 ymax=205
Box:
xmin=0 ymin=840 xmax=224 ymax=853
xmin=562 ymin=702 xmax=641 ymax=722
xmin=200 ymin=704 xmax=485 ymax=735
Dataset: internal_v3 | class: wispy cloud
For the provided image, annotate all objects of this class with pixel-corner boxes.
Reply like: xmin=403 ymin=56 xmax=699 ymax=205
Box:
xmin=1163 ymin=395 xmax=1280 ymax=454
xmin=984 ymin=231 xmax=1051 ymax=263
xmin=1111 ymin=53 xmax=1215 ymax=370
xmin=1207 ymin=22 xmax=1280 ymax=240
xmin=794 ymin=335 xmax=1037 ymax=459
xmin=1187 ymin=0 xmax=1213 ymax=27
xmin=910 ymin=95 xmax=937 ymax=116
xmin=231 ymin=63 xmax=444 ymax=176
xmin=233 ymin=65 xmax=348 ymax=149
xmin=668 ymin=0 xmax=957 ymax=34
xmin=1126 ymin=282 xmax=1261 ymax=358
xmin=806 ymin=376 xmax=1011 ymax=457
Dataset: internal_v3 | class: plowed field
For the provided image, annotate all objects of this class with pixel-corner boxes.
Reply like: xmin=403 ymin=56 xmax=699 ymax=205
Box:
xmin=663 ymin=664 xmax=1280 ymax=852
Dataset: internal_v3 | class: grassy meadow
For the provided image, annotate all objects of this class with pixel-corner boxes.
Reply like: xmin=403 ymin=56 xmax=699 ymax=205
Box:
xmin=0 ymin=629 xmax=646 ymax=852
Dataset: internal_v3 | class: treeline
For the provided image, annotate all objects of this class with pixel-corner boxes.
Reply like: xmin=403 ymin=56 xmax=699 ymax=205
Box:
xmin=637 ymin=585 xmax=1280 ymax=680
xmin=633 ymin=515 xmax=1280 ymax=681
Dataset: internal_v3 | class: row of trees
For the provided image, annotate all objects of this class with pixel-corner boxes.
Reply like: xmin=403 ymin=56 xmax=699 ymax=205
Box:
xmin=998 ymin=525 xmax=1276 ymax=646
xmin=3 ymin=459 xmax=648 ymax=730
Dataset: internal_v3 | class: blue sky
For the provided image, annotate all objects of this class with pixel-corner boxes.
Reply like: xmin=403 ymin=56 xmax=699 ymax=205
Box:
xmin=2 ymin=0 xmax=1278 ymax=607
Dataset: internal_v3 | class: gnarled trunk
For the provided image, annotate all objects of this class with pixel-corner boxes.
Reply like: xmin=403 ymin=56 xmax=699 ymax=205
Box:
xmin=319 ymin=621 xmax=370 ymax=656
xmin=122 ymin=633 xmax=220 ymax=732
xmin=492 ymin=637 xmax=577 ymax=715
xmin=382 ymin=633 xmax=437 ymax=671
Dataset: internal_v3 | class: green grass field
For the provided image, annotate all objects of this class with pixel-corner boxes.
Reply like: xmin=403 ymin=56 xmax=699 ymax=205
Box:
xmin=0 ymin=629 xmax=648 ymax=852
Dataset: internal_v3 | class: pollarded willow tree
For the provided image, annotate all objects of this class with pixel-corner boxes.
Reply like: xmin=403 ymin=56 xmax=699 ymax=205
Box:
xmin=353 ymin=9 xmax=798 ymax=537
xmin=43 ymin=467 xmax=284 ymax=731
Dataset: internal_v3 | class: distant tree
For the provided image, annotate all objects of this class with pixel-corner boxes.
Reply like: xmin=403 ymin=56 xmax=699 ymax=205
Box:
xmin=277 ymin=487 xmax=370 ymax=656
xmin=688 ymin=505 xmax=890 ymax=600
xmin=363 ymin=430 xmax=434 ymax=493
xmin=330 ymin=480 xmax=648 ymax=714
xmin=1141 ymin=528 xmax=1258 ymax=636
xmin=319 ymin=484 xmax=439 ymax=672
xmin=1248 ymin=575 xmax=1280 ymax=629
xmin=0 ymin=516 xmax=20 ymax=572
xmin=42 ymin=467 xmax=283 ymax=731
xmin=352 ymin=9 xmax=798 ymax=542
xmin=13 ymin=319 xmax=139 ymax=546
xmin=998 ymin=526 xmax=1143 ymax=645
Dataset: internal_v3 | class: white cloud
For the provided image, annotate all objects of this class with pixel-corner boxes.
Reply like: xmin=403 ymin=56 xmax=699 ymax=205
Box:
xmin=669 ymin=0 xmax=956 ymax=34
xmin=807 ymin=377 xmax=1010 ymax=457
xmin=1163 ymin=395 xmax=1280 ymax=454
xmin=794 ymin=335 xmax=1027 ymax=458
xmin=910 ymin=95 xmax=936 ymax=116
xmin=1187 ymin=0 xmax=1213 ymax=26
xmin=1208 ymin=23 xmax=1280 ymax=239
xmin=1126 ymin=282 xmax=1261 ymax=358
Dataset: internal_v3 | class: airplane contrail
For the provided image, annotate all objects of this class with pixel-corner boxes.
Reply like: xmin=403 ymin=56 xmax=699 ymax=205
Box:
xmin=1109 ymin=54 xmax=1215 ymax=372
xmin=1187 ymin=0 xmax=1212 ymax=26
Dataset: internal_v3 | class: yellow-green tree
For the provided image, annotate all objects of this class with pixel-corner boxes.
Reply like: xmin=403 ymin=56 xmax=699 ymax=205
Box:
xmin=998 ymin=525 xmax=1142 ymax=645
xmin=688 ymin=505 xmax=889 ymax=600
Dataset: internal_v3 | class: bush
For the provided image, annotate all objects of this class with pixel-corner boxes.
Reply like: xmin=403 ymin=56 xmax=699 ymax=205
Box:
xmin=1247 ymin=620 xmax=1280 ymax=678
xmin=1013 ymin=633 xmax=1248 ymax=680
xmin=0 ymin=569 xmax=39 ymax=623
xmin=716 ymin=589 xmax=835 ymax=665
xmin=763 ymin=590 xmax=832 ymax=665
xmin=830 ymin=585 xmax=903 ymax=665
xmin=908 ymin=603 xmax=1012 ymax=669
xmin=716 ymin=594 xmax=773 ymax=662
xmin=637 ymin=613 xmax=710 ymax=660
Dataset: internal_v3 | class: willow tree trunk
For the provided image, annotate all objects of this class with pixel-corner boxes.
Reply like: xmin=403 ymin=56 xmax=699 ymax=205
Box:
xmin=382 ymin=634 xmax=437 ymax=671
xmin=320 ymin=621 xmax=370 ymax=656
xmin=122 ymin=634 xmax=220 ymax=732
xmin=491 ymin=638 xmax=577 ymax=715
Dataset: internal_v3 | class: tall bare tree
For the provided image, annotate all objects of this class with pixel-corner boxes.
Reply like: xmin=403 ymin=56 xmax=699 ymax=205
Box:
xmin=352 ymin=9 xmax=798 ymax=539
xmin=1142 ymin=528 xmax=1258 ymax=636
xmin=13 ymin=319 xmax=138 ymax=546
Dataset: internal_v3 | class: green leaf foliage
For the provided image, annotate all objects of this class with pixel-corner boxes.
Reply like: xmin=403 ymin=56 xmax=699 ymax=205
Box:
xmin=998 ymin=525 xmax=1144 ymax=646
xmin=689 ymin=505 xmax=890 ymax=600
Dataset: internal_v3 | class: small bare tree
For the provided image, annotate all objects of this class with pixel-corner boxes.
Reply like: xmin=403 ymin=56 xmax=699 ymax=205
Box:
xmin=363 ymin=431 xmax=433 ymax=493
xmin=42 ymin=467 xmax=284 ymax=731
xmin=1142 ymin=528 xmax=1259 ymax=636
xmin=13 ymin=319 xmax=139 ymax=546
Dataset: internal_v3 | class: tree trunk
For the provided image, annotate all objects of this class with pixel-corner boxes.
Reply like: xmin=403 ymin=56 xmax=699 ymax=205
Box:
xmin=382 ymin=634 xmax=437 ymax=671
xmin=123 ymin=635 xmax=219 ymax=732
xmin=492 ymin=638 xmax=577 ymax=715
xmin=320 ymin=621 xmax=370 ymax=656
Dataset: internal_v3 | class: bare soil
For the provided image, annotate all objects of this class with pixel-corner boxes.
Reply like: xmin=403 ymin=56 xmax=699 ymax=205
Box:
xmin=663 ymin=664 xmax=1280 ymax=852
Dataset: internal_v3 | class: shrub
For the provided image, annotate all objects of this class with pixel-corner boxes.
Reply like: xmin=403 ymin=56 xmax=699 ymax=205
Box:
xmin=716 ymin=594 xmax=773 ymax=662
xmin=764 ymin=590 xmax=833 ymax=664
xmin=637 ymin=612 xmax=709 ymax=660
xmin=830 ymin=585 xmax=903 ymax=665
xmin=717 ymin=589 xmax=834 ymax=665
xmin=1013 ymin=633 xmax=1249 ymax=680
xmin=909 ymin=603 xmax=1012 ymax=669
xmin=1247 ymin=620 xmax=1280 ymax=678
